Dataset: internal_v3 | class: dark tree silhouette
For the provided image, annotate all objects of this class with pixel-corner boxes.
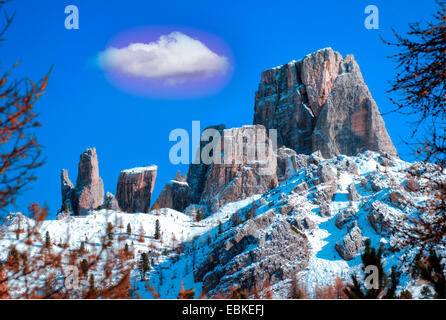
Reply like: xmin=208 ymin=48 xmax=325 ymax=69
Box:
xmin=0 ymin=2 xmax=51 ymax=213
xmin=344 ymin=239 xmax=400 ymax=299
xmin=383 ymin=0 xmax=446 ymax=270
xmin=382 ymin=0 xmax=445 ymax=168
xmin=416 ymin=250 xmax=445 ymax=298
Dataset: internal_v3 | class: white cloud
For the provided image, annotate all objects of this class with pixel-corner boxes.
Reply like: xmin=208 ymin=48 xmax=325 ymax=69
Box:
xmin=98 ymin=32 xmax=230 ymax=84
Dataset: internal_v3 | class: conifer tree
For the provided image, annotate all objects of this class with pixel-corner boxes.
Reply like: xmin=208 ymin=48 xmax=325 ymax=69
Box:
xmin=80 ymin=258 xmax=89 ymax=276
xmin=417 ymin=250 xmax=445 ymax=298
xmin=126 ymin=223 xmax=132 ymax=237
xmin=196 ymin=209 xmax=203 ymax=222
xmin=45 ymin=231 xmax=51 ymax=248
xmin=154 ymin=219 xmax=161 ymax=240
xmin=344 ymin=239 xmax=401 ymax=299
xmin=124 ymin=243 xmax=129 ymax=254
xmin=79 ymin=241 xmax=86 ymax=254
xmin=140 ymin=252 xmax=150 ymax=278
xmin=107 ymin=222 xmax=114 ymax=240
xmin=89 ymin=273 xmax=95 ymax=292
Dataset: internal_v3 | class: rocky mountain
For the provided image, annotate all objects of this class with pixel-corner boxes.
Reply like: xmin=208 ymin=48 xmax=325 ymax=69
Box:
xmin=4 ymin=150 xmax=443 ymax=298
xmin=3 ymin=48 xmax=443 ymax=299
xmin=253 ymin=47 xmax=398 ymax=158
xmin=195 ymin=125 xmax=277 ymax=213
xmin=116 ymin=166 xmax=158 ymax=213
xmin=152 ymin=171 xmax=194 ymax=212
xmin=60 ymin=148 xmax=104 ymax=215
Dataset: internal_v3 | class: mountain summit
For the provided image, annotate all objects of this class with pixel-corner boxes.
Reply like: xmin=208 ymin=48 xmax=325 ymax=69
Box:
xmin=254 ymin=47 xmax=398 ymax=158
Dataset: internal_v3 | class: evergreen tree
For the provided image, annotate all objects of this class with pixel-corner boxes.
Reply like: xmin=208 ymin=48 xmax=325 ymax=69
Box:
xmin=196 ymin=209 xmax=203 ymax=222
xmin=344 ymin=239 xmax=402 ymax=299
xmin=399 ymin=290 xmax=413 ymax=299
xmin=421 ymin=286 xmax=434 ymax=299
xmin=45 ymin=231 xmax=51 ymax=248
xmin=126 ymin=223 xmax=132 ymax=236
xmin=79 ymin=241 xmax=86 ymax=254
xmin=80 ymin=259 xmax=89 ymax=276
xmin=140 ymin=252 xmax=150 ymax=278
xmin=154 ymin=219 xmax=161 ymax=240
xmin=89 ymin=273 xmax=95 ymax=292
xmin=107 ymin=222 xmax=114 ymax=240
xmin=417 ymin=250 xmax=445 ymax=299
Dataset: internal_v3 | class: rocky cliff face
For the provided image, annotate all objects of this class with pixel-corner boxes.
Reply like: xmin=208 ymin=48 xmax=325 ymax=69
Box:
xmin=116 ymin=166 xmax=157 ymax=213
xmin=73 ymin=148 xmax=105 ymax=214
xmin=187 ymin=124 xmax=226 ymax=204
xmin=254 ymin=47 xmax=398 ymax=158
xmin=195 ymin=209 xmax=310 ymax=295
xmin=61 ymin=148 xmax=104 ymax=215
xmin=190 ymin=125 xmax=278 ymax=212
xmin=61 ymin=169 xmax=74 ymax=211
xmin=152 ymin=171 xmax=194 ymax=212
xmin=103 ymin=192 xmax=120 ymax=211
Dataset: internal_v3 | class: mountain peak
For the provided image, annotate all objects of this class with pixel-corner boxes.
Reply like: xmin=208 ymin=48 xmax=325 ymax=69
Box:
xmin=254 ymin=48 xmax=398 ymax=158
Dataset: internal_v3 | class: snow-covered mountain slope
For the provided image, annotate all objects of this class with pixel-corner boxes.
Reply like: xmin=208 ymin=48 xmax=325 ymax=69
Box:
xmin=1 ymin=151 xmax=444 ymax=298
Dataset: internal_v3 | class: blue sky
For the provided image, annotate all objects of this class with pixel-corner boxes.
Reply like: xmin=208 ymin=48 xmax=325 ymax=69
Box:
xmin=2 ymin=0 xmax=438 ymax=217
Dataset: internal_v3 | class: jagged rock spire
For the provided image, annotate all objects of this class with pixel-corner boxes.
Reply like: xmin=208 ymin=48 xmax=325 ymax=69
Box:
xmin=60 ymin=148 xmax=104 ymax=215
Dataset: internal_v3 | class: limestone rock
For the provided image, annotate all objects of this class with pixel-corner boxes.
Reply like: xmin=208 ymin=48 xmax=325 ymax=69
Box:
xmin=103 ymin=192 xmax=120 ymax=211
xmin=254 ymin=47 xmax=398 ymax=159
xmin=405 ymin=178 xmax=420 ymax=192
xmin=70 ymin=148 xmax=104 ymax=215
xmin=300 ymin=47 xmax=343 ymax=117
xmin=335 ymin=226 xmax=363 ymax=261
xmin=195 ymin=211 xmax=310 ymax=295
xmin=152 ymin=173 xmax=194 ymax=212
xmin=187 ymin=124 xmax=226 ymax=203
xmin=317 ymin=162 xmax=337 ymax=184
xmin=348 ymin=183 xmax=360 ymax=201
xmin=319 ymin=202 xmax=332 ymax=217
xmin=367 ymin=200 xmax=395 ymax=235
xmin=388 ymin=191 xmax=408 ymax=209
xmin=292 ymin=181 xmax=308 ymax=194
xmin=198 ymin=125 xmax=278 ymax=212
xmin=116 ymin=166 xmax=157 ymax=213
xmin=61 ymin=169 xmax=74 ymax=205
xmin=253 ymin=59 xmax=315 ymax=154
xmin=312 ymin=55 xmax=398 ymax=158
xmin=276 ymin=147 xmax=298 ymax=183
xmin=335 ymin=207 xmax=357 ymax=229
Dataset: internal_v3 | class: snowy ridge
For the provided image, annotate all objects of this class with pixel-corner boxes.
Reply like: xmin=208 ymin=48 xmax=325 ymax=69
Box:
xmin=1 ymin=151 xmax=444 ymax=298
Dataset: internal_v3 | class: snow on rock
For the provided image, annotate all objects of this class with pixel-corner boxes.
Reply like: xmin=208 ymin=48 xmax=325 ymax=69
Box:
xmin=1 ymin=151 xmax=444 ymax=299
